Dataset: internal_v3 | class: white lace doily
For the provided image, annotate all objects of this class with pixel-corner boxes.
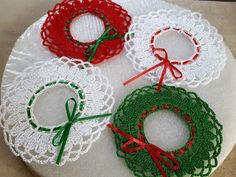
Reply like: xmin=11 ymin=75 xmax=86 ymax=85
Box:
xmin=125 ymin=9 xmax=227 ymax=88
xmin=0 ymin=57 xmax=114 ymax=166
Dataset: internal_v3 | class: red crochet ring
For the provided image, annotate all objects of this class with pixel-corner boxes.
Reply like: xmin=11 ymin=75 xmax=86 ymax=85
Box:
xmin=41 ymin=0 xmax=131 ymax=64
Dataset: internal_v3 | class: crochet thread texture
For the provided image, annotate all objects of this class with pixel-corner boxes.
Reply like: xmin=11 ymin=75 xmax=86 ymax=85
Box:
xmin=41 ymin=0 xmax=131 ymax=64
xmin=0 ymin=57 xmax=114 ymax=165
xmin=112 ymin=85 xmax=222 ymax=177
xmin=125 ymin=10 xmax=226 ymax=87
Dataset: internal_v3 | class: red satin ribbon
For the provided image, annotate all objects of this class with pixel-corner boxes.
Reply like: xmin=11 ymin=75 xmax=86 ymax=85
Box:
xmin=123 ymin=48 xmax=183 ymax=92
xmin=107 ymin=124 xmax=179 ymax=177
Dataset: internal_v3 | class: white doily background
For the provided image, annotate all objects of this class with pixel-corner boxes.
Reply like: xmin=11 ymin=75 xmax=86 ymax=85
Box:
xmin=1 ymin=0 xmax=236 ymax=177
xmin=0 ymin=58 xmax=114 ymax=166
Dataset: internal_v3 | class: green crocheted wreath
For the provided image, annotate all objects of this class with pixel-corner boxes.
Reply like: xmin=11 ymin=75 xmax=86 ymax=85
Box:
xmin=111 ymin=85 xmax=223 ymax=177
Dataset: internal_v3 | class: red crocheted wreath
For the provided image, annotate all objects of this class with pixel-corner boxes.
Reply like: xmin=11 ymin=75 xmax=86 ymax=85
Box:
xmin=41 ymin=0 xmax=131 ymax=64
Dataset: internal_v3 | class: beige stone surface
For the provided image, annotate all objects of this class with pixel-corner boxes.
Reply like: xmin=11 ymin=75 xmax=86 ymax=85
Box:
xmin=0 ymin=0 xmax=235 ymax=177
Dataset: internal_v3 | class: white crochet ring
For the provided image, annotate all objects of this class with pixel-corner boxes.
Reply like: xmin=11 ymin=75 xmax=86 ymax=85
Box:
xmin=124 ymin=9 xmax=227 ymax=88
xmin=0 ymin=57 xmax=114 ymax=166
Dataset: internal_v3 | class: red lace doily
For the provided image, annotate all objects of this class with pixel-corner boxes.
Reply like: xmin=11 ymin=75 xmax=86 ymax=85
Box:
xmin=41 ymin=0 xmax=131 ymax=64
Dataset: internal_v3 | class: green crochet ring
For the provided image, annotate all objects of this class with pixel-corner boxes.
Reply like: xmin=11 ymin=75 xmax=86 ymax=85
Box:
xmin=26 ymin=80 xmax=85 ymax=132
xmin=111 ymin=85 xmax=223 ymax=177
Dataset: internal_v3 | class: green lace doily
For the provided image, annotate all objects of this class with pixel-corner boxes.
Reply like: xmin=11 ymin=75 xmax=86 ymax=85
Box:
xmin=111 ymin=85 xmax=223 ymax=177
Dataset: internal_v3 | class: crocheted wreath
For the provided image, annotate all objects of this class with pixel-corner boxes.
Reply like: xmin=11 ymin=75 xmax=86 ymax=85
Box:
xmin=124 ymin=10 xmax=226 ymax=91
xmin=41 ymin=0 xmax=131 ymax=64
xmin=108 ymin=85 xmax=222 ymax=177
xmin=0 ymin=57 xmax=114 ymax=166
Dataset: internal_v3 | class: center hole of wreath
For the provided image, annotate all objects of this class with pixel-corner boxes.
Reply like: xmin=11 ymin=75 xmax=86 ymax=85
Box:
xmin=154 ymin=31 xmax=195 ymax=61
xmin=70 ymin=13 xmax=105 ymax=42
xmin=144 ymin=110 xmax=190 ymax=151
xmin=33 ymin=85 xmax=78 ymax=126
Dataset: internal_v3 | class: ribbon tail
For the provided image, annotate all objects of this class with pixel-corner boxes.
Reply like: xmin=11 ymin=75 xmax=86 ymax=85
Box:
xmin=123 ymin=62 xmax=165 ymax=86
xmin=87 ymin=45 xmax=98 ymax=63
xmin=151 ymin=154 xmax=168 ymax=177
xmin=148 ymin=145 xmax=177 ymax=177
xmin=157 ymin=64 xmax=168 ymax=92
xmin=122 ymin=139 xmax=145 ymax=153
xmin=55 ymin=125 xmax=71 ymax=165
xmin=107 ymin=124 xmax=145 ymax=148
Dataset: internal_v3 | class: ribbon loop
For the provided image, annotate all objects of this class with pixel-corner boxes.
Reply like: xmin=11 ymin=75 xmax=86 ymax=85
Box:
xmin=153 ymin=48 xmax=183 ymax=80
xmin=85 ymin=27 xmax=121 ymax=63
xmin=65 ymin=98 xmax=77 ymax=123
xmin=52 ymin=98 xmax=112 ymax=165
xmin=108 ymin=124 xmax=179 ymax=177
xmin=169 ymin=64 xmax=183 ymax=80
xmin=123 ymin=47 xmax=183 ymax=92
xmin=52 ymin=127 xmax=65 ymax=147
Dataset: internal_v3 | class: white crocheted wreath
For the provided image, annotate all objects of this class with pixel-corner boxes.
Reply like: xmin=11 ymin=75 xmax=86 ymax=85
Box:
xmin=125 ymin=9 xmax=226 ymax=88
xmin=0 ymin=57 xmax=114 ymax=165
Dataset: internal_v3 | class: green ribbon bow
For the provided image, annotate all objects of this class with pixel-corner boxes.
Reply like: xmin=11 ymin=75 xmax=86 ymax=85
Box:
xmin=52 ymin=98 xmax=112 ymax=165
xmin=85 ymin=27 xmax=123 ymax=63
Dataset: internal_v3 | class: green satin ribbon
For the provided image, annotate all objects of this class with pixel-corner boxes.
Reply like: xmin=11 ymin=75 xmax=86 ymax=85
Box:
xmin=52 ymin=98 xmax=112 ymax=165
xmin=85 ymin=27 xmax=123 ymax=63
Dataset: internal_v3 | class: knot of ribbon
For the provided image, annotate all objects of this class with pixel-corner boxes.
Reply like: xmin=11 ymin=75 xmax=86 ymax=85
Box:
xmin=107 ymin=124 xmax=179 ymax=177
xmin=52 ymin=98 xmax=112 ymax=165
xmin=85 ymin=27 xmax=122 ymax=63
xmin=123 ymin=48 xmax=183 ymax=92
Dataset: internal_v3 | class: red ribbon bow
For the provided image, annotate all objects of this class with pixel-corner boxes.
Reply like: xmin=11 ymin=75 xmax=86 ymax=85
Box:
xmin=124 ymin=48 xmax=183 ymax=92
xmin=108 ymin=124 xmax=179 ymax=177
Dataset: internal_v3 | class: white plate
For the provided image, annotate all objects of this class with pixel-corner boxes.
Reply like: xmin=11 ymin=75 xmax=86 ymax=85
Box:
xmin=1 ymin=0 xmax=236 ymax=177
